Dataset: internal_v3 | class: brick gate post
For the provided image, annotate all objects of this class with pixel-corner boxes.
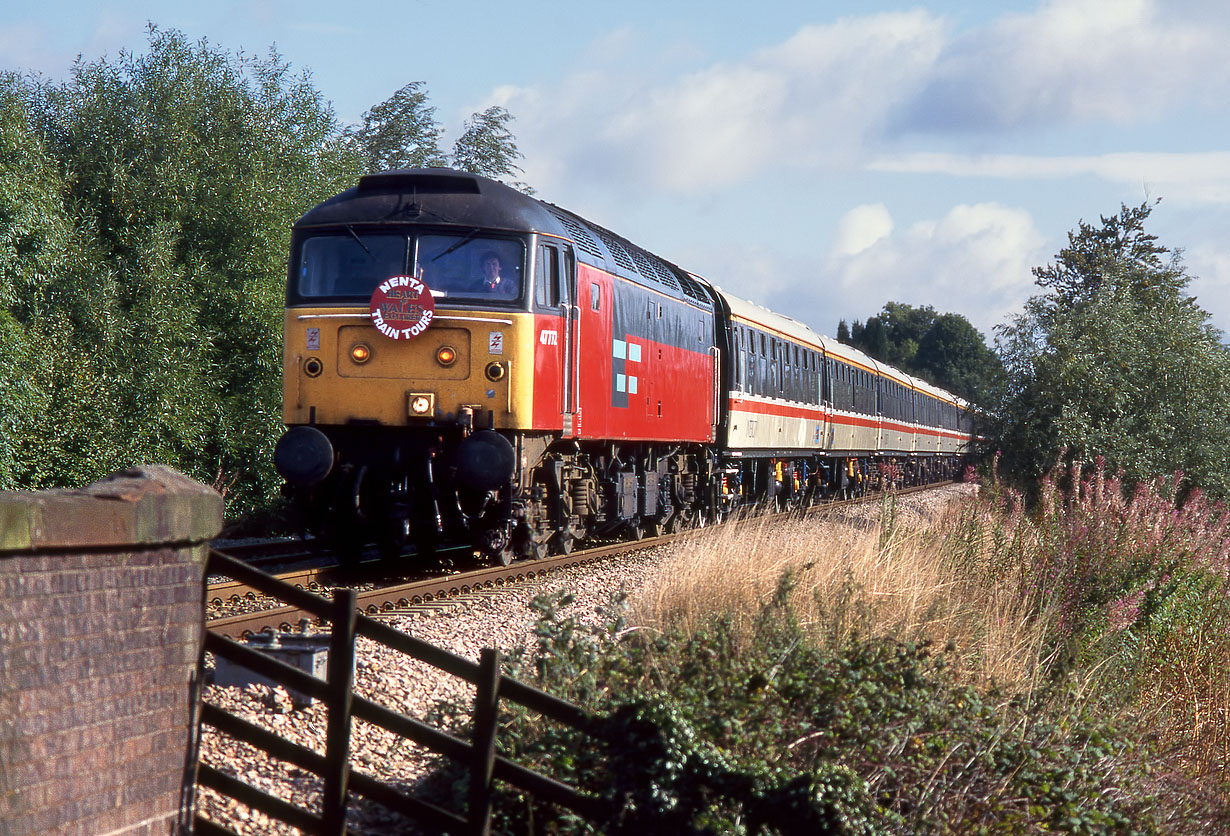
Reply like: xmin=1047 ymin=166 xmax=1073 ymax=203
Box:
xmin=0 ymin=465 xmax=223 ymax=836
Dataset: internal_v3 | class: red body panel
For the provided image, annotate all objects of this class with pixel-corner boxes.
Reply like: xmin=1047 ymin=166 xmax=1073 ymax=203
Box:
xmin=531 ymin=311 xmax=567 ymax=430
xmin=574 ymin=264 xmax=715 ymax=443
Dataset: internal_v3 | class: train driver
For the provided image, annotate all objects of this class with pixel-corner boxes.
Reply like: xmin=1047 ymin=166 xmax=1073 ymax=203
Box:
xmin=477 ymin=251 xmax=519 ymax=298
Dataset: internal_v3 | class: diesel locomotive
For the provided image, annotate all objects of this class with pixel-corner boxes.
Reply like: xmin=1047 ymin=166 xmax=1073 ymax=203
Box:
xmin=273 ymin=168 xmax=973 ymax=563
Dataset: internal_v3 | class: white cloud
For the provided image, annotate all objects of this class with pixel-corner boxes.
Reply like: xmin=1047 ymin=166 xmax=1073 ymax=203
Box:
xmin=870 ymin=150 xmax=1230 ymax=204
xmin=804 ymin=203 xmax=1046 ymax=335
xmin=896 ymin=0 xmax=1230 ymax=132
xmin=482 ymin=1 xmax=1230 ymax=210
xmin=831 ymin=204 xmax=893 ymax=257
xmin=502 ymin=11 xmax=947 ymax=197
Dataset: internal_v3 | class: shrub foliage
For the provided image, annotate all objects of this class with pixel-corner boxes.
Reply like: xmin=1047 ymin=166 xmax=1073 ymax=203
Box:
xmin=992 ymin=202 xmax=1230 ymax=496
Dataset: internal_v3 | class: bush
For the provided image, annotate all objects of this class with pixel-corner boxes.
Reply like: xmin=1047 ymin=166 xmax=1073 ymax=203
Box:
xmin=422 ymin=587 xmax=1168 ymax=835
xmin=947 ymin=460 xmax=1230 ymax=826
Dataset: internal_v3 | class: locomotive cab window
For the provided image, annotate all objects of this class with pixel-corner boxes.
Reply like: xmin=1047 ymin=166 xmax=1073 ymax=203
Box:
xmin=416 ymin=234 xmax=524 ymax=303
xmin=293 ymin=230 xmax=526 ymax=304
xmin=297 ymin=232 xmax=408 ymax=298
xmin=535 ymin=243 xmax=561 ymax=308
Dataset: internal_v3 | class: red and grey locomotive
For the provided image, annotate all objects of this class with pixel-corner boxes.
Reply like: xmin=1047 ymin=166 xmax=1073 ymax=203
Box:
xmin=273 ymin=169 xmax=972 ymax=562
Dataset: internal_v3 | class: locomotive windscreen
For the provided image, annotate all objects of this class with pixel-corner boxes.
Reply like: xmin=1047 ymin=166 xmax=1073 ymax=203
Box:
xmin=416 ymin=233 xmax=524 ymax=302
xmin=297 ymin=231 xmax=407 ymax=298
xmin=294 ymin=229 xmax=524 ymax=303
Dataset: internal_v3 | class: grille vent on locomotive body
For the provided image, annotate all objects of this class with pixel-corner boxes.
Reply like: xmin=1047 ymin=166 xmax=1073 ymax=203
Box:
xmin=544 ymin=204 xmax=714 ymax=310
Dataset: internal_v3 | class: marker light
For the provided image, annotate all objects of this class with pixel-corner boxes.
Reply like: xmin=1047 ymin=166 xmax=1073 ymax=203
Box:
xmin=436 ymin=345 xmax=457 ymax=366
xmin=303 ymin=357 xmax=323 ymax=377
xmin=350 ymin=343 xmax=372 ymax=364
xmin=485 ymin=362 xmax=506 ymax=382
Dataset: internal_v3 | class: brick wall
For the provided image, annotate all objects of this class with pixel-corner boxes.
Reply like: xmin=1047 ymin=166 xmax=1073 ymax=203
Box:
xmin=0 ymin=466 xmax=222 ymax=836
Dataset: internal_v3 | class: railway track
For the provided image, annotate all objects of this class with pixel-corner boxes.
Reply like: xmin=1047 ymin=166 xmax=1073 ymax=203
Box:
xmin=206 ymin=483 xmax=942 ymax=640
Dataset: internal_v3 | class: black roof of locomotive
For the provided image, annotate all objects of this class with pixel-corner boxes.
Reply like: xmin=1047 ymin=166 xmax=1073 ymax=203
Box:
xmin=294 ymin=168 xmax=713 ymax=307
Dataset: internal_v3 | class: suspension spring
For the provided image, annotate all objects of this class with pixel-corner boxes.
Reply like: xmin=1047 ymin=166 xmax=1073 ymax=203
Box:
xmin=571 ymin=480 xmax=590 ymax=518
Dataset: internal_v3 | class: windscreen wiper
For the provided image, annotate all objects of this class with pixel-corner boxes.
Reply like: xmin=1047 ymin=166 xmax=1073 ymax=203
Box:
xmin=345 ymin=224 xmax=373 ymax=256
xmin=431 ymin=228 xmax=480 ymax=262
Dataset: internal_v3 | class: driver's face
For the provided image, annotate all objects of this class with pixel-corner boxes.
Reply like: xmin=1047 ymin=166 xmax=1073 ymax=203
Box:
xmin=483 ymin=257 xmax=501 ymax=280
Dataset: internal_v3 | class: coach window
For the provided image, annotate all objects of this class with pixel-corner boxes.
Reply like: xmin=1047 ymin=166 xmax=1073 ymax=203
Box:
xmin=781 ymin=343 xmax=790 ymax=397
xmin=791 ymin=346 xmax=798 ymax=400
xmin=591 ymin=283 xmax=600 ymax=311
xmin=750 ymin=330 xmax=760 ymax=394
xmin=808 ymin=353 xmax=816 ymax=405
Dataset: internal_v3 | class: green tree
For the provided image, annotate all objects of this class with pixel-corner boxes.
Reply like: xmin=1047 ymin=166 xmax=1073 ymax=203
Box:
xmin=874 ymin=301 xmax=936 ymax=368
xmin=347 ymin=84 xmax=529 ymax=190
xmin=5 ymin=26 xmax=362 ymax=508
xmin=859 ymin=316 xmax=890 ymax=360
xmin=450 ymin=105 xmax=530 ymax=191
xmin=345 ymin=80 xmax=447 ymax=171
xmin=914 ymin=313 xmax=1002 ymax=403
xmin=993 ymin=201 xmax=1230 ymax=495
xmin=0 ymin=77 xmax=69 ymax=484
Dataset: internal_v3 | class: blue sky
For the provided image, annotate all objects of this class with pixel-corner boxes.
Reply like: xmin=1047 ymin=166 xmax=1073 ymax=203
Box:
xmin=5 ymin=0 xmax=1230 ymax=342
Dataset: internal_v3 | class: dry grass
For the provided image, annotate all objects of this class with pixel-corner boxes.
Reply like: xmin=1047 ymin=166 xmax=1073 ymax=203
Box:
xmin=629 ymin=486 xmax=1051 ymax=691
xmin=627 ymin=479 xmax=1230 ymax=820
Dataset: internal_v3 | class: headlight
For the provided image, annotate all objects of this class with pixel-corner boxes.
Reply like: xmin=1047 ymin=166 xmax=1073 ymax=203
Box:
xmin=436 ymin=345 xmax=457 ymax=366
xmin=350 ymin=343 xmax=372 ymax=364
xmin=485 ymin=362 xmax=506 ymax=382
xmin=408 ymin=393 xmax=435 ymax=416
xmin=303 ymin=357 xmax=323 ymax=377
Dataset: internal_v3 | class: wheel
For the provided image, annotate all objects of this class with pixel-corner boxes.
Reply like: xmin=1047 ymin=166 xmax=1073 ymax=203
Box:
xmin=490 ymin=545 xmax=515 ymax=566
xmin=628 ymin=521 xmax=645 ymax=541
xmin=476 ymin=517 xmax=514 ymax=566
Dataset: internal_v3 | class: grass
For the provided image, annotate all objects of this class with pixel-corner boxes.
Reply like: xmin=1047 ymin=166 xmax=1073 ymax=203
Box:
xmin=629 ymin=490 xmax=1051 ymax=693
xmin=422 ymin=474 xmax=1230 ymax=834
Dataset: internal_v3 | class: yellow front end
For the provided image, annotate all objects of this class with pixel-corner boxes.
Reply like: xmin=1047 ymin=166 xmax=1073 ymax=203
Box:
xmin=283 ymin=308 xmax=538 ymax=429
